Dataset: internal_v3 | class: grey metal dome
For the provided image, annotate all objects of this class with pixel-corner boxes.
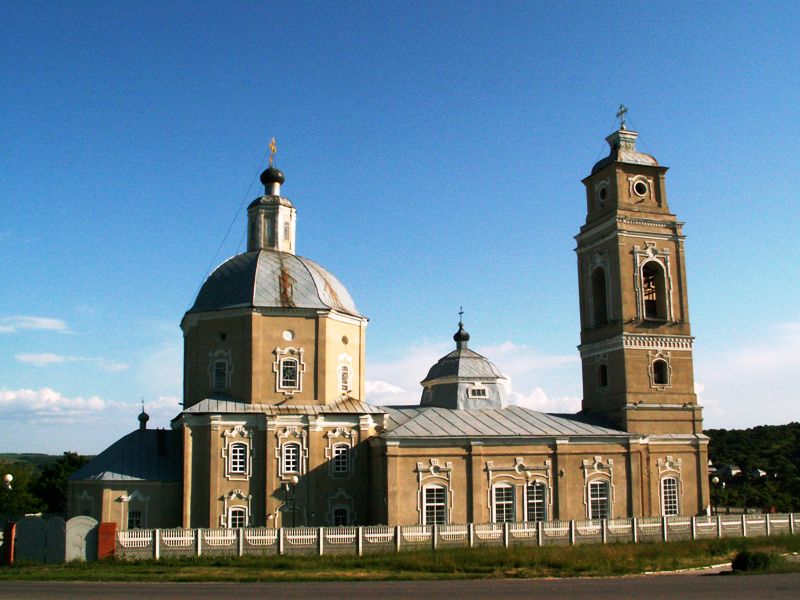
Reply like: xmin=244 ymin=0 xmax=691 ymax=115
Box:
xmin=188 ymin=250 xmax=363 ymax=317
xmin=591 ymin=128 xmax=658 ymax=174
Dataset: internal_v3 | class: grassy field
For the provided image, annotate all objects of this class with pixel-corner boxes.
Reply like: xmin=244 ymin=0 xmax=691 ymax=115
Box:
xmin=1 ymin=536 xmax=799 ymax=582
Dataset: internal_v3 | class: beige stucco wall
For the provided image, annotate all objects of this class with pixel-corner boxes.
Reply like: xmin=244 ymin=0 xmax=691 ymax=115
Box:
xmin=67 ymin=481 xmax=182 ymax=529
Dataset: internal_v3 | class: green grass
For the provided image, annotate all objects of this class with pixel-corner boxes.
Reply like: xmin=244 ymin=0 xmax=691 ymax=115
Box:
xmin=2 ymin=536 xmax=800 ymax=582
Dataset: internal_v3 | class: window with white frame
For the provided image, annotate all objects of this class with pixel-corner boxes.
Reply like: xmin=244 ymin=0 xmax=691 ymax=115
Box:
xmin=340 ymin=365 xmax=350 ymax=392
xmin=229 ymin=442 xmax=247 ymax=475
xmin=281 ymin=358 xmax=299 ymax=389
xmin=468 ymin=387 xmax=487 ymax=398
xmin=127 ymin=510 xmax=142 ymax=529
xmin=493 ymin=484 xmax=515 ymax=523
xmin=282 ymin=442 xmax=300 ymax=474
xmin=332 ymin=506 xmax=350 ymax=526
xmin=423 ymin=485 xmax=447 ymax=525
xmin=661 ymin=477 xmax=679 ymax=516
xmin=332 ymin=443 xmax=350 ymax=475
xmin=229 ymin=506 xmax=247 ymax=528
xmin=653 ymin=359 xmax=669 ymax=386
xmin=588 ymin=480 xmax=610 ymax=520
xmin=526 ymin=482 xmax=547 ymax=522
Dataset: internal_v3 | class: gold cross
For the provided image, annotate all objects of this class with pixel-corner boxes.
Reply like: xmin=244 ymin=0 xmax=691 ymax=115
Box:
xmin=268 ymin=137 xmax=277 ymax=166
xmin=616 ymin=104 xmax=628 ymax=129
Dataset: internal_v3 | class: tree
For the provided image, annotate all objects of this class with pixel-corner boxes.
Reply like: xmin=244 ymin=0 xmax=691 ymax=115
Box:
xmin=30 ymin=452 xmax=89 ymax=514
xmin=0 ymin=460 xmax=45 ymax=516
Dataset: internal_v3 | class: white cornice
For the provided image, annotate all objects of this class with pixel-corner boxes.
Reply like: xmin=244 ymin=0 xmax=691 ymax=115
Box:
xmin=579 ymin=333 xmax=694 ymax=358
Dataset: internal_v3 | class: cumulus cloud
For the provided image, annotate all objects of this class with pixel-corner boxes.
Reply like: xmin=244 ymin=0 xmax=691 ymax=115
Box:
xmin=0 ymin=316 xmax=69 ymax=334
xmin=0 ymin=387 xmax=108 ymax=424
xmin=695 ymin=322 xmax=800 ymax=428
xmin=366 ymin=340 xmax=581 ymax=412
xmin=14 ymin=353 xmax=129 ymax=372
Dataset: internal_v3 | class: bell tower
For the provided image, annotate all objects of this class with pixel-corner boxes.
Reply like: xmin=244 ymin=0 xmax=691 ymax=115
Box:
xmin=575 ymin=115 xmax=702 ymax=435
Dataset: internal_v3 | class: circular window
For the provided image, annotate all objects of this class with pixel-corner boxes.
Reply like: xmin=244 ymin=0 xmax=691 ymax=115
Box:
xmin=282 ymin=330 xmax=294 ymax=341
xmin=598 ymin=186 xmax=607 ymax=201
xmin=633 ymin=180 xmax=648 ymax=197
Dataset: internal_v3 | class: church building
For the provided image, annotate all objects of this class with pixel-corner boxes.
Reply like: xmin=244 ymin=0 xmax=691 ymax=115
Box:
xmin=69 ymin=122 xmax=710 ymax=529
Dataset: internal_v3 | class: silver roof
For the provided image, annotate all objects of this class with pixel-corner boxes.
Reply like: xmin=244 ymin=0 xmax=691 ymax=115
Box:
xmin=188 ymin=250 xmax=362 ymax=317
xmin=421 ymin=348 xmax=505 ymax=383
xmin=381 ymin=405 xmax=627 ymax=439
xmin=70 ymin=429 xmax=181 ymax=482
xmin=182 ymin=396 xmax=385 ymax=416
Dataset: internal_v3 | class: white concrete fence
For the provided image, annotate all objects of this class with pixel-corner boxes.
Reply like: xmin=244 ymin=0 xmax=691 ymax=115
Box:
xmin=115 ymin=513 xmax=800 ymax=560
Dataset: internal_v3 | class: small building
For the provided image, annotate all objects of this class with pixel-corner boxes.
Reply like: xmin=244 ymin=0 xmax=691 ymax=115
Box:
xmin=69 ymin=123 xmax=710 ymax=528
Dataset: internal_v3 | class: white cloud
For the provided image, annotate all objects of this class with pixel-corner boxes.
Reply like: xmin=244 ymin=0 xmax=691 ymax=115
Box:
xmin=0 ymin=316 xmax=69 ymax=334
xmin=137 ymin=340 xmax=182 ymax=399
xmin=695 ymin=321 xmax=800 ymax=428
xmin=365 ymin=340 xmax=581 ymax=413
xmin=0 ymin=387 xmax=108 ymax=424
xmin=14 ymin=353 xmax=129 ymax=372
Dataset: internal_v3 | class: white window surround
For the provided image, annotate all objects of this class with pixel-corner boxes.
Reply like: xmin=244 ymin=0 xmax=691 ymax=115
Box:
xmin=273 ymin=347 xmax=306 ymax=396
xmin=221 ymin=425 xmax=253 ymax=480
xmin=337 ymin=353 xmax=354 ymax=395
xmin=415 ymin=459 xmax=454 ymax=525
xmin=587 ymin=479 xmax=611 ymax=520
xmin=468 ymin=386 xmax=488 ymax=398
xmin=118 ymin=489 xmax=149 ymax=530
xmin=326 ymin=488 xmax=356 ymax=526
xmin=627 ymin=174 xmax=655 ymax=202
xmin=582 ymin=455 xmax=615 ymax=519
xmin=221 ymin=489 xmax=252 ymax=528
xmin=324 ymin=426 xmax=356 ymax=478
xmin=422 ymin=484 xmax=448 ymax=525
xmin=208 ymin=349 xmax=233 ymax=392
xmin=648 ymin=351 xmax=673 ymax=389
xmin=657 ymin=456 xmax=683 ymax=516
xmin=229 ymin=506 xmax=247 ymax=529
xmin=492 ymin=483 xmax=516 ymax=523
xmin=275 ymin=425 xmax=308 ymax=479
xmin=525 ymin=481 xmax=547 ymax=522
xmin=632 ymin=243 xmax=674 ymax=322
xmin=660 ymin=477 xmax=680 ymax=517
xmin=485 ymin=458 xmax=553 ymax=521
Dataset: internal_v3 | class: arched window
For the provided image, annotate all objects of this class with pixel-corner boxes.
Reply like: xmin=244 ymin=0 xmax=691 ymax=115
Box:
xmin=642 ymin=261 xmax=667 ymax=320
xmin=213 ymin=360 xmax=228 ymax=391
xmin=228 ymin=506 xmax=247 ymax=528
xmin=588 ymin=480 xmax=610 ymax=520
xmin=597 ymin=364 xmax=608 ymax=388
xmin=526 ymin=482 xmax=547 ymax=522
xmin=229 ymin=443 xmax=247 ymax=475
xmin=282 ymin=442 xmax=300 ymax=474
xmin=332 ymin=443 xmax=350 ymax=475
xmin=661 ymin=477 xmax=679 ymax=516
xmin=340 ymin=365 xmax=350 ymax=392
xmin=281 ymin=358 xmax=298 ymax=389
xmin=653 ymin=359 xmax=669 ymax=386
xmin=492 ymin=484 xmax=516 ymax=523
xmin=591 ymin=266 xmax=608 ymax=326
xmin=423 ymin=485 xmax=448 ymax=525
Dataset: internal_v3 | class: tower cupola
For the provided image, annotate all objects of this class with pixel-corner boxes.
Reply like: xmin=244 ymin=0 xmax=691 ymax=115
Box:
xmin=247 ymin=138 xmax=296 ymax=254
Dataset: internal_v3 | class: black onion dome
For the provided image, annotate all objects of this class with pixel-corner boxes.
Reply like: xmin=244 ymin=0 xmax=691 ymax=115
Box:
xmin=260 ymin=166 xmax=285 ymax=186
xmin=453 ymin=323 xmax=470 ymax=344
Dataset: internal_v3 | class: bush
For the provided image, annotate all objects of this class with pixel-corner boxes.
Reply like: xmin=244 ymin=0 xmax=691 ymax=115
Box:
xmin=731 ymin=550 xmax=783 ymax=572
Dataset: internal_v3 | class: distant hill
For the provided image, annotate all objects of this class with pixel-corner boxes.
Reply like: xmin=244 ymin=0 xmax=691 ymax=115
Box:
xmin=0 ymin=453 xmax=64 ymax=468
xmin=706 ymin=422 xmax=800 ymax=512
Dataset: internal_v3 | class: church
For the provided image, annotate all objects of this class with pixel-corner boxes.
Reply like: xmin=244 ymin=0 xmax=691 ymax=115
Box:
xmin=69 ymin=121 xmax=710 ymax=529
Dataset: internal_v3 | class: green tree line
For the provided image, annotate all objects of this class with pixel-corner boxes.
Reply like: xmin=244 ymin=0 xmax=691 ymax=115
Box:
xmin=0 ymin=452 xmax=89 ymax=516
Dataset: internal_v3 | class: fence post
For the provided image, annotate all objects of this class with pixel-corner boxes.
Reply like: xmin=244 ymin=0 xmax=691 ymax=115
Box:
xmin=716 ymin=515 xmax=722 ymax=539
xmin=318 ymin=527 xmax=324 ymax=556
xmin=741 ymin=514 xmax=747 ymax=537
xmin=790 ymin=513 xmax=795 ymax=535
xmin=662 ymin=516 xmax=668 ymax=542
xmin=631 ymin=517 xmax=638 ymax=544
xmin=691 ymin=516 xmax=696 ymax=540
xmin=238 ymin=528 xmax=244 ymax=557
xmin=468 ymin=522 xmax=474 ymax=548
xmin=537 ymin=520 xmax=543 ymax=547
xmin=432 ymin=524 xmax=438 ymax=551
xmin=1 ymin=522 xmax=16 ymax=565
xmin=357 ymin=526 xmax=363 ymax=557
xmin=503 ymin=522 xmax=510 ymax=548
xmin=601 ymin=518 xmax=607 ymax=544
xmin=195 ymin=529 xmax=202 ymax=557
xmin=153 ymin=529 xmax=160 ymax=561
xmin=395 ymin=525 xmax=401 ymax=553
xmin=569 ymin=520 xmax=576 ymax=545
xmin=765 ymin=514 xmax=771 ymax=537
xmin=278 ymin=527 xmax=284 ymax=555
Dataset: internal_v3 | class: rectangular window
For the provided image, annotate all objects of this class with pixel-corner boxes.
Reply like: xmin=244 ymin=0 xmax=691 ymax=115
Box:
xmin=282 ymin=443 xmax=300 ymax=473
xmin=332 ymin=444 xmax=349 ymax=475
xmin=333 ymin=507 xmax=349 ymax=526
xmin=661 ymin=477 xmax=679 ymax=516
xmin=340 ymin=365 xmax=350 ymax=392
xmin=214 ymin=360 xmax=227 ymax=390
xmin=229 ymin=507 xmax=247 ymax=528
xmin=229 ymin=443 xmax=247 ymax=475
xmin=281 ymin=359 xmax=298 ymax=388
xmin=526 ymin=482 xmax=546 ymax=522
xmin=589 ymin=480 xmax=610 ymax=520
xmin=127 ymin=510 xmax=142 ymax=529
xmin=493 ymin=485 xmax=515 ymax=523
xmin=424 ymin=486 xmax=447 ymax=525
xmin=468 ymin=388 xmax=487 ymax=398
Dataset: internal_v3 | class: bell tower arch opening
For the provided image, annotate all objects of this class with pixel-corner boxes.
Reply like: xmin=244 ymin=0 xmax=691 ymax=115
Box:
xmin=641 ymin=261 xmax=667 ymax=321
xmin=591 ymin=266 xmax=609 ymax=326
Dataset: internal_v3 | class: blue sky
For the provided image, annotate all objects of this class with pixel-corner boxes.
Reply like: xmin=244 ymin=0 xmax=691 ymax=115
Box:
xmin=1 ymin=2 xmax=798 ymax=453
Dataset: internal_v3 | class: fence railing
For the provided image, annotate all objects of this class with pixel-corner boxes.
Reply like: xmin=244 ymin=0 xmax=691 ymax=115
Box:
xmin=114 ymin=512 xmax=800 ymax=560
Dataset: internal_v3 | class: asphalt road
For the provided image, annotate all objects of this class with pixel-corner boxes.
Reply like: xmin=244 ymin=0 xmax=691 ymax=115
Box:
xmin=1 ymin=573 xmax=799 ymax=600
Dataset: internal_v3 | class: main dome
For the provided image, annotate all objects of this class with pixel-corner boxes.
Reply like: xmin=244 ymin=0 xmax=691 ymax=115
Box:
xmin=188 ymin=250 xmax=362 ymax=317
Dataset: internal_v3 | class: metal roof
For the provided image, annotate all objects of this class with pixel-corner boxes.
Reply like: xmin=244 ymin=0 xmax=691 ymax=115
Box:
xmin=187 ymin=250 xmax=363 ymax=317
xmin=381 ymin=405 xmax=628 ymax=439
xmin=421 ymin=348 xmax=505 ymax=383
xmin=182 ymin=396 xmax=385 ymax=416
xmin=70 ymin=429 xmax=181 ymax=482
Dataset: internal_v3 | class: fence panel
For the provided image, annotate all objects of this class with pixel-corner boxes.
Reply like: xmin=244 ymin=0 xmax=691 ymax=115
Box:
xmin=745 ymin=515 xmax=766 ymax=537
xmin=399 ymin=525 xmax=431 ymax=550
xmin=473 ymin=523 xmax=504 ymax=547
xmin=509 ymin=522 xmax=538 ymax=546
xmin=159 ymin=528 xmax=196 ymax=559
xmin=665 ymin=516 xmax=692 ymax=541
xmin=284 ymin=526 xmax=318 ymax=555
xmin=541 ymin=520 xmax=570 ymax=546
xmin=362 ymin=525 xmax=395 ymax=555
xmin=636 ymin=516 xmax=663 ymax=542
xmin=201 ymin=528 xmax=237 ymax=557
xmin=323 ymin=527 xmax=358 ymax=555
xmin=437 ymin=524 xmax=469 ymax=547
xmin=117 ymin=529 xmax=154 ymax=560
xmin=720 ymin=515 xmax=743 ymax=538
xmin=605 ymin=518 xmax=633 ymax=543
xmin=242 ymin=528 xmax=278 ymax=556
xmin=575 ymin=519 xmax=603 ymax=545
xmin=693 ymin=516 xmax=718 ymax=539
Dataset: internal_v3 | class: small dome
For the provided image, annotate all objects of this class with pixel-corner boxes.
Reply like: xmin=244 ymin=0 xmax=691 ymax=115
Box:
xmin=591 ymin=128 xmax=659 ymax=174
xmin=188 ymin=250 xmax=363 ymax=317
xmin=453 ymin=323 xmax=470 ymax=345
xmin=138 ymin=408 xmax=150 ymax=430
xmin=260 ymin=166 xmax=285 ymax=186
